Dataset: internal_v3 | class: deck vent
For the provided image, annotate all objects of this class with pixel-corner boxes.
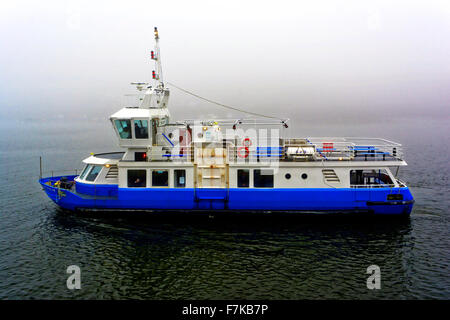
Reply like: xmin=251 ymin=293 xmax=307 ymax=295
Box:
xmin=105 ymin=165 xmax=118 ymax=179
xmin=322 ymin=169 xmax=340 ymax=183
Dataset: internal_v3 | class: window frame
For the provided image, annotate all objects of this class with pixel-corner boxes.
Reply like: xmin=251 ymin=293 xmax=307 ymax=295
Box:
xmin=134 ymin=151 xmax=147 ymax=162
xmin=114 ymin=119 xmax=133 ymax=139
xmin=253 ymin=169 xmax=274 ymax=188
xmin=237 ymin=169 xmax=250 ymax=188
xmin=127 ymin=169 xmax=147 ymax=188
xmin=79 ymin=164 xmax=93 ymax=180
xmin=350 ymin=169 xmax=394 ymax=186
xmin=152 ymin=170 xmax=169 ymax=187
xmin=85 ymin=165 xmax=102 ymax=182
xmin=133 ymin=119 xmax=149 ymax=139
xmin=174 ymin=169 xmax=186 ymax=188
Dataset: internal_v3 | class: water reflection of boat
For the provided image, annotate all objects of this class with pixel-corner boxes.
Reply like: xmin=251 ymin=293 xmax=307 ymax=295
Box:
xmin=48 ymin=211 xmax=414 ymax=299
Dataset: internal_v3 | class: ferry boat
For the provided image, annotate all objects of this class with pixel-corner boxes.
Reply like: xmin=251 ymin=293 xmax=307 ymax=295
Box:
xmin=39 ymin=28 xmax=414 ymax=216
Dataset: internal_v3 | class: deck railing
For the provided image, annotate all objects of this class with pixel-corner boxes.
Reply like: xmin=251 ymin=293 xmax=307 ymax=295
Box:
xmin=149 ymin=146 xmax=194 ymax=162
xmin=41 ymin=169 xmax=81 ymax=178
xmin=224 ymin=137 xmax=404 ymax=162
xmin=304 ymin=137 xmax=403 ymax=161
xmin=81 ymin=137 xmax=404 ymax=164
xmin=396 ymin=179 xmax=407 ymax=188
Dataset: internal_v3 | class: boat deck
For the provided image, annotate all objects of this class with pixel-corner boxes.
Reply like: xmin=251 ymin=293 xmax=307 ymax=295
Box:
xmin=131 ymin=136 xmax=404 ymax=163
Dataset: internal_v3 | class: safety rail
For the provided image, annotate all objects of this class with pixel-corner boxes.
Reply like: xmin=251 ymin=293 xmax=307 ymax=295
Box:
xmin=224 ymin=137 xmax=404 ymax=162
xmin=87 ymin=138 xmax=403 ymax=164
xmin=40 ymin=169 xmax=81 ymax=178
xmin=149 ymin=146 xmax=194 ymax=162
xmin=396 ymin=179 xmax=407 ymax=188
xmin=305 ymin=137 xmax=403 ymax=161
xmin=227 ymin=145 xmax=283 ymax=162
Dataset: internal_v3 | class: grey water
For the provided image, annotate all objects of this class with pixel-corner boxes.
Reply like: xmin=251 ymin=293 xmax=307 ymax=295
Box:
xmin=0 ymin=115 xmax=448 ymax=299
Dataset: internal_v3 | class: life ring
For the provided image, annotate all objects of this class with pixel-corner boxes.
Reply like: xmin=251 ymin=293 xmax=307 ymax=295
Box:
xmin=237 ymin=146 xmax=249 ymax=158
xmin=243 ymin=138 xmax=252 ymax=147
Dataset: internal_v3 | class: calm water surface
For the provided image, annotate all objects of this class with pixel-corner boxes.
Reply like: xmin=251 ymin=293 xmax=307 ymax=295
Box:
xmin=0 ymin=116 xmax=448 ymax=299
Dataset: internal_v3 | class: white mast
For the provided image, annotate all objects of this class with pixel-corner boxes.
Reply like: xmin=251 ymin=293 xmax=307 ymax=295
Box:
xmin=137 ymin=27 xmax=170 ymax=109
xmin=152 ymin=27 xmax=164 ymax=88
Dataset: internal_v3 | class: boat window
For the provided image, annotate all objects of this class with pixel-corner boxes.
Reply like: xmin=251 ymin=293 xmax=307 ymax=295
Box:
xmin=350 ymin=169 xmax=393 ymax=186
xmin=135 ymin=152 xmax=147 ymax=162
xmin=237 ymin=169 xmax=250 ymax=187
xmin=85 ymin=165 xmax=102 ymax=182
xmin=174 ymin=169 xmax=186 ymax=188
xmin=134 ymin=120 xmax=149 ymax=139
xmin=80 ymin=164 xmax=92 ymax=180
xmin=128 ymin=170 xmax=147 ymax=187
xmin=254 ymin=169 xmax=274 ymax=188
xmin=114 ymin=119 xmax=132 ymax=139
xmin=152 ymin=170 xmax=169 ymax=187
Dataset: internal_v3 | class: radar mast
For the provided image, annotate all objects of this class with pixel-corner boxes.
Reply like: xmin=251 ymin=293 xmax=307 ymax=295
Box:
xmin=151 ymin=27 xmax=164 ymax=89
xmin=135 ymin=27 xmax=170 ymax=109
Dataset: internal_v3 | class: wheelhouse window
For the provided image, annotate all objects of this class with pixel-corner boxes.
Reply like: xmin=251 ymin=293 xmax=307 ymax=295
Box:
xmin=254 ymin=169 xmax=274 ymax=188
xmin=350 ymin=169 xmax=394 ymax=186
xmin=134 ymin=120 xmax=149 ymax=139
xmin=80 ymin=164 xmax=93 ymax=180
xmin=237 ymin=169 xmax=250 ymax=187
xmin=152 ymin=170 xmax=169 ymax=187
xmin=85 ymin=165 xmax=102 ymax=182
xmin=114 ymin=119 xmax=132 ymax=139
xmin=174 ymin=170 xmax=186 ymax=188
xmin=128 ymin=170 xmax=147 ymax=187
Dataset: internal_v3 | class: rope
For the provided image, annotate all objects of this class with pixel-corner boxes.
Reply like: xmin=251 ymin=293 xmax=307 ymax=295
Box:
xmin=166 ymin=81 xmax=284 ymax=121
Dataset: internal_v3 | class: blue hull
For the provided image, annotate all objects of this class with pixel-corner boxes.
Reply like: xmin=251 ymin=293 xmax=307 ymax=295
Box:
xmin=39 ymin=176 xmax=414 ymax=216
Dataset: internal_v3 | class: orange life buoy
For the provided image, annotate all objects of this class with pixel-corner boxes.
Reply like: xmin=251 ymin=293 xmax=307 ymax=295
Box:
xmin=237 ymin=146 xmax=249 ymax=158
xmin=243 ymin=138 xmax=252 ymax=147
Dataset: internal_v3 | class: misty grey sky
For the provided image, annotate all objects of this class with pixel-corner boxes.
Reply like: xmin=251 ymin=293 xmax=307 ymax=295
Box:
xmin=1 ymin=0 xmax=449 ymax=124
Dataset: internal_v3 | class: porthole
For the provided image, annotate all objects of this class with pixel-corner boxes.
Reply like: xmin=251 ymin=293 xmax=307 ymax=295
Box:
xmin=285 ymin=173 xmax=291 ymax=179
xmin=301 ymin=173 xmax=308 ymax=180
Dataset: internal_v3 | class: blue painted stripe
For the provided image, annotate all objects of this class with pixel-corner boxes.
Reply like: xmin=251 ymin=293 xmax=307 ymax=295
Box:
xmin=162 ymin=133 xmax=175 ymax=147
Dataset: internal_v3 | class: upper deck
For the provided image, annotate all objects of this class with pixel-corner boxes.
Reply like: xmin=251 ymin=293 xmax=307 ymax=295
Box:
xmin=185 ymin=136 xmax=403 ymax=163
xmin=103 ymin=134 xmax=405 ymax=165
xmin=285 ymin=137 xmax=403 ymax=162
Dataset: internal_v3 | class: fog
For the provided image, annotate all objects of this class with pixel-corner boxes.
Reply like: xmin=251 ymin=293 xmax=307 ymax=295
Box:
xmin=1 ymin=0 xmax=449 ymax=125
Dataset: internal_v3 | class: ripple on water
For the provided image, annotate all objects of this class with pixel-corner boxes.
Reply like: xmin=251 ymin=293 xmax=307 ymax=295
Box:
xmin=0 ymin=118 xmax=449 ymax=299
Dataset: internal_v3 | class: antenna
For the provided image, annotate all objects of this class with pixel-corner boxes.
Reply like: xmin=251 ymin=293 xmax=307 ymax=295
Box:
xmin=151 ymin=27 xmax=164 ymax=87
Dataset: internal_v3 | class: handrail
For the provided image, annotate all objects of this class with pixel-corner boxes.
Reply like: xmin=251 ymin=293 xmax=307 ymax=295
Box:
xmin=41 ymin=169 xmax=81 ymax=178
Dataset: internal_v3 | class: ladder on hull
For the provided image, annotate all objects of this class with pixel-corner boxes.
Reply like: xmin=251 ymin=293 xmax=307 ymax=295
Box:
xmin=194 ymin=146 xmax=229 ymax=209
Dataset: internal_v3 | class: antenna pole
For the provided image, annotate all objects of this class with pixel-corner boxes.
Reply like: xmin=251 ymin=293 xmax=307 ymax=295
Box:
xmin=39 ymin=156 xmax=42 ymax=179
xmin=153 ymin=27 xmax=164 ymax=87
